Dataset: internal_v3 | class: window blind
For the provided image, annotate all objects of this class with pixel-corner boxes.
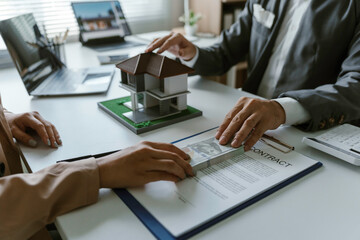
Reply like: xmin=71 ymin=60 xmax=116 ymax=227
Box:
xmin=0 ymin=0 xmax=169 ymax=38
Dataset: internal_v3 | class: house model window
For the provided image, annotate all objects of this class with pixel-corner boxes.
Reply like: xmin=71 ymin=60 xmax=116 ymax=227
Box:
xmin=116 ymin=52 xmax=194 ymax=123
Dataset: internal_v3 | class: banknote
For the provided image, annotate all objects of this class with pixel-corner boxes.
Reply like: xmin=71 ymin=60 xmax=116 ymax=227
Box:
xmin=182 ymin=137 xmax=244 ymax=171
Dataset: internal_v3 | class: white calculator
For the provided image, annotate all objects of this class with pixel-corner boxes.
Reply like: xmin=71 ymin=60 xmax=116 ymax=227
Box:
xmin=302 ymin=124 xmax=360 ymax=166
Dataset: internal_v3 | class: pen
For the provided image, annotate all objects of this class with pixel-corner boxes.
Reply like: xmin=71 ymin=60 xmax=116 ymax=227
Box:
xmin=58 ymin=33 xmax=62 ymax=43
xmin=261 ymin=134 xmax=295 ymax=153
xmin=42 ymin=24 xmax=49 ymax=44
xmin=26 ymin=41 xmax=39 ymax=49
xmin=54 ymin=35 xmax=59 ymax=45
xmin=62 ymin=28 xmax=69 ymax=42
xmin=56 ymin=150 xmax=119 ymax=163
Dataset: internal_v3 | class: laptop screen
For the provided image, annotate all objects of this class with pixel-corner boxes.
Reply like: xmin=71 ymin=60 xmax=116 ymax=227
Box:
xmin=0 ymin=14 xmax=58 ymax=93
xmin=72 ymin=1 xmax=131 ymax=42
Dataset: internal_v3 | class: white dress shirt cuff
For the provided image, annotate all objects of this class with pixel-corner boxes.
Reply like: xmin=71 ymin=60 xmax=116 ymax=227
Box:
xmin=180 ymin=47 xmax=199 ymax=68
xmin=274 ymin=97 xmax=311 ymax=125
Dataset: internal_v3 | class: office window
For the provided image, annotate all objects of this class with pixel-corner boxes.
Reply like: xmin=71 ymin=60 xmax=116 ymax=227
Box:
xmin=128 ymin=73 xmax=136 ymax=88
xmin=0 ymin=0 xmax=170 ymax=38
xmin=121 ymin=71 xmax=128 ymax=84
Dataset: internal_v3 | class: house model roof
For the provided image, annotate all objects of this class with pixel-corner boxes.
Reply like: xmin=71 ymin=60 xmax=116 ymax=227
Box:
xmin=116 ymin=52 xmax=194 ymax=78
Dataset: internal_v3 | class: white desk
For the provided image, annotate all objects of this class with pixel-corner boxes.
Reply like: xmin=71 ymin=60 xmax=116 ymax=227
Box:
xmin=1 ymin=33 xmax=360 ymax=240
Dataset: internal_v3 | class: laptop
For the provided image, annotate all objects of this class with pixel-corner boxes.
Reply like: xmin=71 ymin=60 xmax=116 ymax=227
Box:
xmin=0 ymin=13 xmax=115 ymax=96
xmin=71 ymin=1 xmax=144 ymax=52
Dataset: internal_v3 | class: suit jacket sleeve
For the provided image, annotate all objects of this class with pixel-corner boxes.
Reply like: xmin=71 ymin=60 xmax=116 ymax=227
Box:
xmin=193 ymin=1 xmax=252 ymax=76
xmin=0 ymin=158 xmax=100 ymax=240
xmin=280 ymin=21 xmax=360 ymax=131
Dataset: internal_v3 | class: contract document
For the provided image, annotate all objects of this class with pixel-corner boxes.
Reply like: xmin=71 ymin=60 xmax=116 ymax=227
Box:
xmin=117 ymin=129 xmax=322 ymax=239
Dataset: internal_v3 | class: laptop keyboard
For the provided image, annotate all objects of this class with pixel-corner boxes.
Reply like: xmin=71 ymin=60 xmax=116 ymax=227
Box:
xmin=40 ymin=69 xmax=80 ymax=92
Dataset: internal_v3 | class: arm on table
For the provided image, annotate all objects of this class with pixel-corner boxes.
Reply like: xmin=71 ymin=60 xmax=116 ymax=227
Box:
xmin=0 ymin=141 xmax=193 ymax=239
xmin=0 ymin=159 xmax=99 ymax=240
xmin=280 ymin=22 xmax=360 ymax=131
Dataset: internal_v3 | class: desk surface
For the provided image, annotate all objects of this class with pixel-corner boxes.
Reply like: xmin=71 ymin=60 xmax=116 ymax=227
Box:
xmin=1 ymin=32 xmax=360 ymax=240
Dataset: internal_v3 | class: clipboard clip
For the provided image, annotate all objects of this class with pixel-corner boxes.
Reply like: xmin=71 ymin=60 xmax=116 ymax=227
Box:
xmin=260 ymin=134 xmax=295 ymax=154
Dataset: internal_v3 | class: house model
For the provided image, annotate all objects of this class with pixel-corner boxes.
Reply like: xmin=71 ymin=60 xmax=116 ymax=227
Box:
xmin=116 ymin=52 xmax=194 ymax=123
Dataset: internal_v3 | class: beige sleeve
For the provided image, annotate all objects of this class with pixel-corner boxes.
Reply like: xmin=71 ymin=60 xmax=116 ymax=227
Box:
xmin=0 ymin=158 xmax=100 ymax=240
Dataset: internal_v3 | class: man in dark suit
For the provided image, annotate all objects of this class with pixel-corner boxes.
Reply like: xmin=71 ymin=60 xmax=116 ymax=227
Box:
xmin=146 ymin=0 xmax=360 ymax=151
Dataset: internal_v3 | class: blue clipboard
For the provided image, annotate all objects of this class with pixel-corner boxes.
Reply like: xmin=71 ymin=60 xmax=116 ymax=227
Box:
xmin=113 ymin=128 xmax=323 ymax=240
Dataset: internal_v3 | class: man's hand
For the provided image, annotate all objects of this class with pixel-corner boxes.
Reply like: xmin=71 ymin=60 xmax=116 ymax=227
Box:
xmin=96 ymin=141 xmax=194 ymax=188
xmin=145 ymin=32 xmax=197 ymax=61
xmin=5 ymin=111 xmax=62 ymax=148
xmin=215 ymin=97 xmax=286 ymax=151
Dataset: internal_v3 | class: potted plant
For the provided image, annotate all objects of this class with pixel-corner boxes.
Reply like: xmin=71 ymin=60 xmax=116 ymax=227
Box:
xmin=179 ymin=10 xmax=202 ymax=36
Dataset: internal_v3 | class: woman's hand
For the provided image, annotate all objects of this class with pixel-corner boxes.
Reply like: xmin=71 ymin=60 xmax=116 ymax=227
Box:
xmin=96 ymin=141 xmax=194 ymax=188
xmin=5 ymin=111 xmax=62 ymax=148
